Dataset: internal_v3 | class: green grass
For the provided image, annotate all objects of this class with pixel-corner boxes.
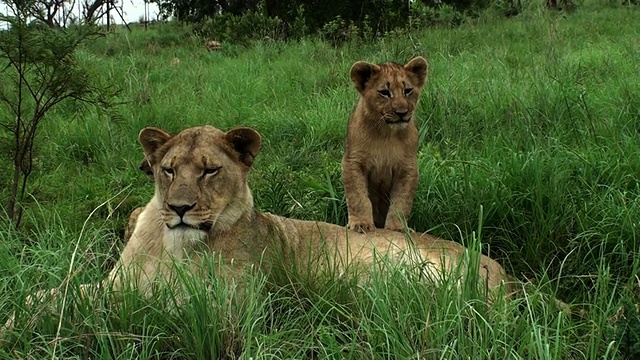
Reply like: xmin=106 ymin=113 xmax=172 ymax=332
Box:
xmin=2 ymin=2 xmax=640 ymax=358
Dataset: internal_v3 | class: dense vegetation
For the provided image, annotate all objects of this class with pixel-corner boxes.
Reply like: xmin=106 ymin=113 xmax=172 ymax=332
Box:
xmin=154 ymin=0 xmax=518 ymax=45
xmin=1 ymin=1 xmax=639 ymax=358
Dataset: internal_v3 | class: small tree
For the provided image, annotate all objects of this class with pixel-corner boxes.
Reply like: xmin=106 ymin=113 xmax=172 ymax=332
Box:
xmin=0 ymin=0 xmax=124 ymax=28
xmin=26 ymin=0 xmax=73 ymax=27
xmin=0 ymin=0 xmax=118 ymax=228
xmin=83 ymin=0 xmax=122 ymax=24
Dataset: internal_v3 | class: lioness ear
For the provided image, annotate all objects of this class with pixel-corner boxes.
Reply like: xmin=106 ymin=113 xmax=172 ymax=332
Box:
xmin=350 ymin=61 xmax=381 ymax=94
xmin=225 ymin=127 xmax=262 ymax=167
xmin=404 ymin=56 xmax=428 ymax=87
xmin=138 ymin=156 xmax=154 ymax=179
xmin=139 ymin=127 xmax=172 ymax=157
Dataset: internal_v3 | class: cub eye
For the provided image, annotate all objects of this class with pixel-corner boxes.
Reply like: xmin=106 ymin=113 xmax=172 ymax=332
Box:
xmin=204 ymin=167 xmax=221 ymax=176
xmin=378 ymin=89 xmax=391 ymax=98
xmin=404 ymin=88 xmax=414 ymax=96
xmin=163 ymin=167 xmax=174 ymax=176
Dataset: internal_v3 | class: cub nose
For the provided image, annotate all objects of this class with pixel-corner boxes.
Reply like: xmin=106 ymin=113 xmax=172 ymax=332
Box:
xmin=394 ymin=109 xmax=408 ymax=118
xmin=168 ymin=204 xmax=195 ymax=217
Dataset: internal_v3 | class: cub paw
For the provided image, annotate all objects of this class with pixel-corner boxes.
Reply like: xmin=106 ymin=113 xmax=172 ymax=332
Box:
xmin=347 ymin=221 xmax=375 ymax=233
xmin=384 ymin=224 xmax=414 ymax=233
xmin=384 ymin=217 xmax=412 ymax=233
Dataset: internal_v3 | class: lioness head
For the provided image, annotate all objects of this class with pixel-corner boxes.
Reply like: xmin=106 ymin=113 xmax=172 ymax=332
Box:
xmin=139 ymin=125 xmax=262 ymax=235
xmin=350 ymin=56 xmax=428 ymax=128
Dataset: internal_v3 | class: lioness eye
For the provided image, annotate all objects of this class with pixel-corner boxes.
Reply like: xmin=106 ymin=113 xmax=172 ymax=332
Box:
xmin=404 ymin=88 xmax=413 ymax=96
xmin=204 ymin=167 xmax=220 ymax=176
xmin=163 ymin=167 xmax=174 ymax=175
xmin=378 ymin=89 xmax=391 ymax=97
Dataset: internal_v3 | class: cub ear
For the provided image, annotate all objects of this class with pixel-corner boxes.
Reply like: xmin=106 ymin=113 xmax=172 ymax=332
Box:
xmin=139 ymin=127 xmax=172 ymax=158
xmin=224 ymin=127 xmax=262 ymax=167
xmin=404 ymin=56 xmax=428 ymax=87
xmin=350 ymin=61 xmax=381 ymax=94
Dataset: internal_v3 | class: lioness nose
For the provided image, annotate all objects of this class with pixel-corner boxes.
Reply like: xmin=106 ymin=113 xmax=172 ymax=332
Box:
xmin=395 ymin=109 xmax=408 ymax=118
xmin=168 ymin=204 xmax=195 ymax=217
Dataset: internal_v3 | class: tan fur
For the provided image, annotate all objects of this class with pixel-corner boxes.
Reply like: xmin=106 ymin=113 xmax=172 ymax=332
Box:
xmin=342 ymin=56 xmax=428 ymax=233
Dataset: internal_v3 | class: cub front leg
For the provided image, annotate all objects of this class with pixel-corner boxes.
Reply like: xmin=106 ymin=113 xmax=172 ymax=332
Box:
xmin=384 ymin=164 xmax=418 ymax=232
xmin=342 ymin=156 xmax=375 ymax=233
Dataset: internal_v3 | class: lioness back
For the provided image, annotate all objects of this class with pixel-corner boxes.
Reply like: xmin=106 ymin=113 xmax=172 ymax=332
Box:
xmin=264 ymin=213 xmax=508 ymax=290
xmin=342 ymin=56 xmax=428 ymax=233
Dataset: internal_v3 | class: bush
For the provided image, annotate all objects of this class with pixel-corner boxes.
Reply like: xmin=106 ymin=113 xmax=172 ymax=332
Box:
xmin=197 ymin=11 xmax=287 ymax=44
xmin=0 ymin=8 xmax=119 ymax=228
xmin=409 ymin=3 xmax=466 ymax=30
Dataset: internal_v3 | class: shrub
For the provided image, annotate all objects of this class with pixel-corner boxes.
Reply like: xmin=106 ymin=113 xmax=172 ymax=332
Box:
xmin=0 ymin=3 xmax=119 ymax=228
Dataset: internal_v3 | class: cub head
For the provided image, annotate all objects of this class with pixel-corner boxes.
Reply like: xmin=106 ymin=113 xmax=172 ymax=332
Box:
xmin=350 ymin=56 xmax=428 ymax=128
xmin=139 ymin=125 xmax=262 ymax=235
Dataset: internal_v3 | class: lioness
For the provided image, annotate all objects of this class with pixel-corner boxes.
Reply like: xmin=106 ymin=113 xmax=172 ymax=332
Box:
xmin=1 ymin=125 xmax=510 ymax=337
xmin=109 ymin=125 xmax=509 ymax=294
xmin=342 ymin=56 xmax=428 ymax=233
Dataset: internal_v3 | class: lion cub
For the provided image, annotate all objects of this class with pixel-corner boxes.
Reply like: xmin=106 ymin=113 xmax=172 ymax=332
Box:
xmin=342 ymin=56 xmax=428 ymax=233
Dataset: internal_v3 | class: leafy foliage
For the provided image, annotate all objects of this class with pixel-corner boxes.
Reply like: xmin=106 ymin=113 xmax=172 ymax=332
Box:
xmin=153 ymin=0 xmax=471 ymax=41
